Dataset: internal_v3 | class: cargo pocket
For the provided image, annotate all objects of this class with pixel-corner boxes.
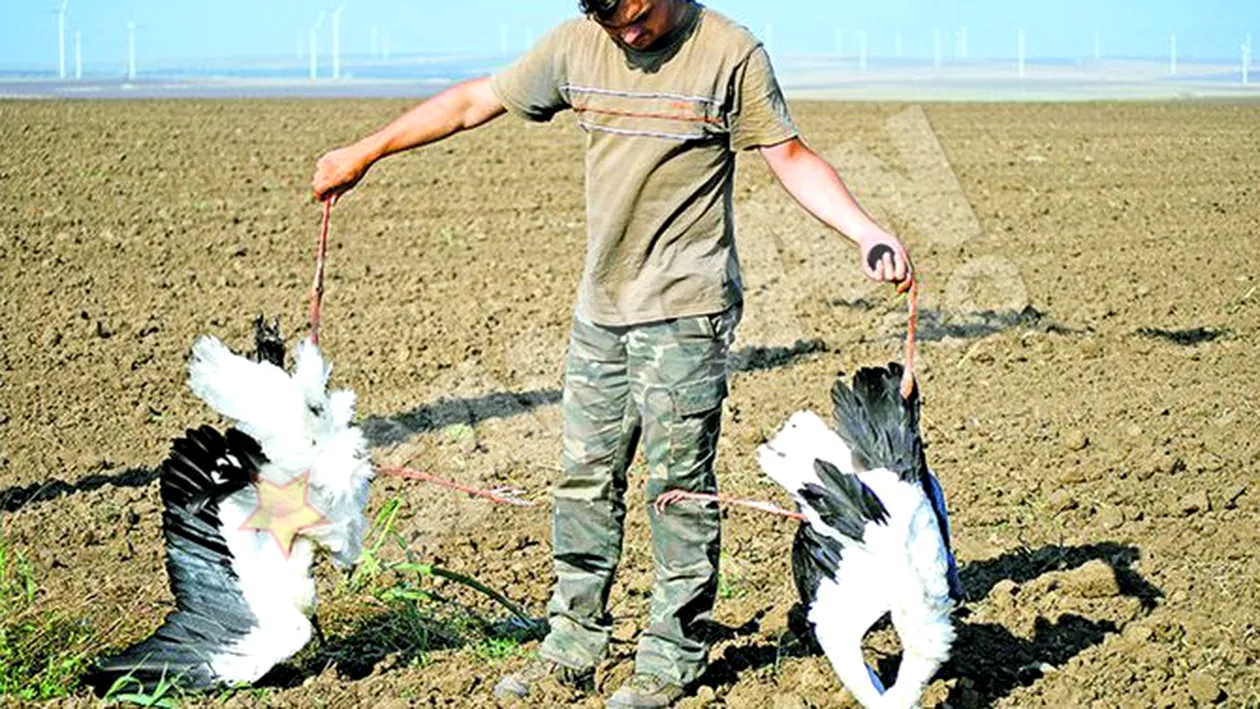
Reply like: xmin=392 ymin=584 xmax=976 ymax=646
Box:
xmin=674 ymin=376 xmax=728 ymax=418
xmin=662 ymin=375 xmax=728 ymax=489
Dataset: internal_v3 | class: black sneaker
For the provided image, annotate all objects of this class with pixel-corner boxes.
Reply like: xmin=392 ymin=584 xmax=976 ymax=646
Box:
xmin=606 ymin=673 xmax=685 ymax=708
xmin=493 ymin=658 xmax=594 ymax=700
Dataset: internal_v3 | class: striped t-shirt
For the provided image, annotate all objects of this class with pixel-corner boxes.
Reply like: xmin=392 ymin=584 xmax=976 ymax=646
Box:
xmin=490 ymin=2 xmax=798 ymax=326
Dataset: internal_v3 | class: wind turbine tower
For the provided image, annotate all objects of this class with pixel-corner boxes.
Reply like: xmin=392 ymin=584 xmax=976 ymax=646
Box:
xmin=895 ymin=28 xmax=903 ymax=59
xmin=859 ymin=29 xmax=867 ymax=70
xmin=934 ymin=28 xmax=942 ymax=71
xmin=1018 ymin=28 xmax=1026 ymax=80
xmin=371 ymin=26 xmax=379 ymax=58
xmin=834 ymin=27 xmax=843 ymax=57
xmin=127 ymin=20 xmax=136 ymax=81
xmin=74 ymin=30 xmax=81 ymax=79
xmin=1244 ymin=35 xmax=1251 ymax=85
xmin=1170 ymin=33 xmax=1177 ymax=75
xmin=309 ymin=11 xmax=325 ymax=80
xmin=332 ymin=5 xmax=346 ymax=79
xmin=58 ymin=0 xmax=69 ymax=79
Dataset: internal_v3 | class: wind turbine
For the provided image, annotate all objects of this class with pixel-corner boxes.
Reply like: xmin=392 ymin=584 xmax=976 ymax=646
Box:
xmin=1170 ymin=33 xmax=1177 ymax=75
xmin=1018 ymin=28 xmax=1026 ymax=80
xmin=834 ymin=27 xmax=843 ymax=57
xmin=500 ymin=23 xmax=508 ymax=55
xmin=858 ymin=29 xmax=867 ymax=70
xmin=331 ymin=5 xmax=346 ymax=80
xmin=127 ymin=20 xmax=136 ymax=81
xmin=934 ymin=28 xmax=942 ymax=71
xmin=895 ymin=28 xmax=903 ymax=59
xmin=371 ymin=25 xmax=379 ymax=59
xmin=1244 ymin=35 xmax=1251 ymax=85
xmin=309 ymin=11 xmax=325 ymax=80
xmin=74 ymin=30 xmax=81 ymax=79
xmin=58 ymin=0 xmax=69 ymax=79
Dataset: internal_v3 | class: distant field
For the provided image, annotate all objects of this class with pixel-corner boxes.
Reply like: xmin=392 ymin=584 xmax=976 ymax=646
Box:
xmin=2 ymin=57 xmax=1258 ymax=100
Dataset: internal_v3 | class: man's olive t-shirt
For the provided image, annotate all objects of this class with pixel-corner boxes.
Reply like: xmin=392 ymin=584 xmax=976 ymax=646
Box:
xmin=490 ymin=3 xmax=798 ymax=326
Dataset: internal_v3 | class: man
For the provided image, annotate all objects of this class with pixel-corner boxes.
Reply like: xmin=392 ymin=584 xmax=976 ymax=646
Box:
xmin=311 ymin=0 xmax=912 ymax=705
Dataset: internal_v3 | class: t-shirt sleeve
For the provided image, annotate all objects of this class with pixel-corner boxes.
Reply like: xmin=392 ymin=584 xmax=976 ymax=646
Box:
xmin=490 ymin=25 xmax=570 ymax=122
xmin=728 ymin=46 xmax=799 ymax=151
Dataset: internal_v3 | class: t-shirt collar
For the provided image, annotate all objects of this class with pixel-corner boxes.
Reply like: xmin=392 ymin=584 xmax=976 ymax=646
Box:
xmin=624 ymin=0 xmax=702 ymax=58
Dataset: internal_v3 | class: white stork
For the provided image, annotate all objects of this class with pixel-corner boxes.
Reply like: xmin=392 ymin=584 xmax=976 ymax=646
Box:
xmin=758 ymin=363 xmax=963 ymax=709
xmin=87 ymin=327 xmax=373 ymax=694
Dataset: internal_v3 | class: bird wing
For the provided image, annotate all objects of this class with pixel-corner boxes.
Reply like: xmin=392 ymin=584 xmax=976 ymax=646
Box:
xmin=87 ymin=426 xmax=265 ymax=695
xmin=830 ymin=364 xmax=924 ymax=483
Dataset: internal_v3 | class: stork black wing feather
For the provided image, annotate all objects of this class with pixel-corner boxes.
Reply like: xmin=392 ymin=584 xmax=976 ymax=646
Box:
xmin=797 ymin=458 xmax=890 ymax=545
xmin=830 ymin=364 xmax=925 ymax=484
xmin=791 ymin=523 xmax=845 ymax=608
xmin=86 ymin=426 xmax=267 ymax=696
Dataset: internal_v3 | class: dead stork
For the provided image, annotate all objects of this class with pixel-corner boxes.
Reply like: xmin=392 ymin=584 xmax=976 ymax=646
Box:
xmin=758 ymin=363 xmax=963 ymax=709
xmin=87 ymin=320 xmax=373 ymax=694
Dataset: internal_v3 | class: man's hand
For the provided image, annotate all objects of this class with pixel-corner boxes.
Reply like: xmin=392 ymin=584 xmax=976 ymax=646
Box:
xmin=858 ymin=231 xmax=913 ymax=290
xmin=311 ymin=142 xmax=376 ymax=203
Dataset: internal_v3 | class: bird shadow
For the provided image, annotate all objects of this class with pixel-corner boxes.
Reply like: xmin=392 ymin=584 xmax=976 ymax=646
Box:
xmin=1135 ymin=326 xmax=1229 ymax=346
xmin=697 ymin=541 xmax=1160 ymax=708
xmin=913 ymin=306 xmax=1082 ymax=342
xmin=360 ymin=340 xmax=829 ymax=447
xmin=829 ymin=300 xmax=1083 ymax=343
xmin=0 ymin=466 xmax=157 ymax=514
xmin=360 ymin=389 xmax=563 ymax=447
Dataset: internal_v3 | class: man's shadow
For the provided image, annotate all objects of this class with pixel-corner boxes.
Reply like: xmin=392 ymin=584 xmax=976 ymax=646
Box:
xmin=699 ymin=541 xmax=1161 ymax=707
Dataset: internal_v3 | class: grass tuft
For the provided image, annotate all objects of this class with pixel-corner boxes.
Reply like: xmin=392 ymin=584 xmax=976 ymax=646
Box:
xmin=0 ymin=534 xmax=98 ymax=701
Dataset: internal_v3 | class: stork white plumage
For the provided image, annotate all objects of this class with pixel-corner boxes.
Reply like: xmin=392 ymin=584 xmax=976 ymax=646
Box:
xmin=87 ymin=326 xmax=373 ymax=694
xmin=759 ymin=363 xmax=962 ymax=709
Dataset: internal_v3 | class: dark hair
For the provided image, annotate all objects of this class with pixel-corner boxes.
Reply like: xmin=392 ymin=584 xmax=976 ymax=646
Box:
xmin=579 ymin=0 xmax=621 ymax=21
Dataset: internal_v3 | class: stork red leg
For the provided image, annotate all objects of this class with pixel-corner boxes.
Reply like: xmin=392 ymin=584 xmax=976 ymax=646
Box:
xmin=653 ymin=489 xmax=806 ymax=521
xmin=309 ymin=198 xmax=331 ymax=345
xmin=378 ymin=466 xmax=535 ymax=507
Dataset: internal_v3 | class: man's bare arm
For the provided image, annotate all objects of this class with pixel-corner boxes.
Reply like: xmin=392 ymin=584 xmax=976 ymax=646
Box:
xmin=759 ymin=137 xmax=912 ymax=284
xmin=312 ymin=77 xmax=506 ymax=201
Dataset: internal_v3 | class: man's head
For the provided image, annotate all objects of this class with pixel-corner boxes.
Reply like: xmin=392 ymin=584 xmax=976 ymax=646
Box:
xmin=580 ymin=0 xmax=683 ymax=52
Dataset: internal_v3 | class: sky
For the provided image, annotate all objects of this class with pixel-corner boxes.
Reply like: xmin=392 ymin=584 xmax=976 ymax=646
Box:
xmin=2 ymin=0 xmax=1257 ymax=71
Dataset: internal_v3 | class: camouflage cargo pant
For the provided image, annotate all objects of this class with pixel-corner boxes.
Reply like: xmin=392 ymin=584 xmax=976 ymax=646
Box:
xmin=538 ymin=304 xmax=742 ymax=686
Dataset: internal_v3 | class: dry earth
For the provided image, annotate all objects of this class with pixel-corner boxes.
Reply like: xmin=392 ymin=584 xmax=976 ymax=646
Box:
xmin=1 ymin=99 xmax=1258 ymax=707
